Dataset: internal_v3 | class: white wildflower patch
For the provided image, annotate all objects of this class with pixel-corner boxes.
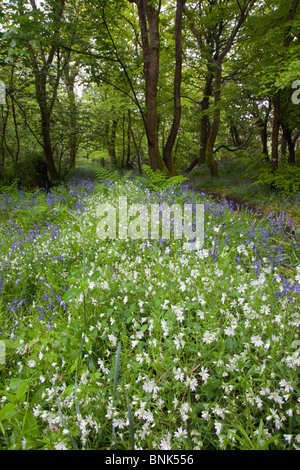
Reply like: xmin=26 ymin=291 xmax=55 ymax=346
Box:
xmin=0 ymin=177 xmax=299 ymax=451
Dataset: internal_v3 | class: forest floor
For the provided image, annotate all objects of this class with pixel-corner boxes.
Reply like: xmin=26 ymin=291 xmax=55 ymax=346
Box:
xmin=185 ymin=159 xmax=300 ymax=235
xmin=187 ymin=178 xmax=300 ymax=239
xmin=1 ymin=163 xmax=300 ymax=450
xmin=73 ymin=157 xmax=300 ymax=235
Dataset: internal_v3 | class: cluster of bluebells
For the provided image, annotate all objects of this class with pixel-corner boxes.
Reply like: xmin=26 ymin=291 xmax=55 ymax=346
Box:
xmin=0 ymin=177 xmax=299 ymax=450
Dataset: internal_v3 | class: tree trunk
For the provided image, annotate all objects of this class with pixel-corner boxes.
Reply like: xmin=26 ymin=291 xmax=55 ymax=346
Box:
xmin=11 ymin=96 xmax=20 ymax=162
xmin=271 ymin=0 xmax=298 ymax=172
xmin=253 ymin=101 xmax=270 ymax=160
xmin=187 ymin=0 xmax=256 ymax=176
xmin=108 ymin=118 xmax=118 ymax=167
xmin=33 ymin=66 xmax=60 ymax=183
xmin=0 ymin=102 xmax=9 ymax=166
xmin=134 ymin=0 xmax=163 ymax=171
xmin=121 ymin=113 xmax=126 ymax=168
xmin=65 ymin=63 xmax=79 ymax=169
xmin=126 ymin=110 xmax=131 ymax=168
xmin=205 ymin=61 xmax=221 ymax=178
xmin=145 ymin=2 xmax=162 ymax=170
xmin=199 ymin=68 xmax=214 ymax=164
xmin=163 ymin=0 xmax=186 ymax=175
xmin=8 ymin=66 xmax=20 ymax=163
xmin=199 ymin=114 xmax=210 ymax=165
xmin=271 ymin=92 xmax=281 ymax=172
xmin=40 ymin=107 xmax=60 ymax=182
xmin=36 ymin=73 xmax=60 ymax=183
xmin=17 ymin=0 xmax=67 ymax=185
xmin=281 ymin=133 xmax=287 ymax=157
xmin=282 ymin=126 xmax=295 ymax=164
xmin=293 ymin=130 xmax=300 ymax=147
xmin=260 ymin=119 xmax=269 ymax=159
xmin=230 ymin=124 xmax=241 ymax=148
xmin=183 ymin=157 xmax=200 ymax=174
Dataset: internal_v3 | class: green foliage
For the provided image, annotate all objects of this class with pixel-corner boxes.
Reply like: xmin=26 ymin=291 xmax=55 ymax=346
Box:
xmin=0 ymin=171 xmax=19 ymax=192
xmin=95 ymin=167 xmax=134 ymax=194
xmin=0 ymin=378 xmax=40 ymax=450
xmin=126 ymin=390 xmax=135 ymax=451
xmin=229 ymin=420 xmax=281 ymax=450
xmin=96 ymin=167 xmax=122 ymax=184
xmin=1 ymin=0 xmax=300 ymax=451
xmin=0 ymin=153 xmax=49 ymax=190
xmin=112 ymin=341 xmax=122 ymax=448
xmin=140 ymin=164 xmax=188 ymax=191
xmin=254 ymin=163 xmax=300 ymax=195
xmin=0 ymin=178 xmax=299 ymax=450
xmin=89 ymin=150 xmax=109 ymax=162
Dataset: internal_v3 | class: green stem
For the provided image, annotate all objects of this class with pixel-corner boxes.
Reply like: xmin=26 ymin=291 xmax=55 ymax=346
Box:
xmin=242 ymin=384 xmax=255 ymax=445
xmin=16 ymin=386 xmax=30 ymax=449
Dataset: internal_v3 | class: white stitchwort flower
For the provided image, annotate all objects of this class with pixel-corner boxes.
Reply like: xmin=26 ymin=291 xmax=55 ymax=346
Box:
xmin=55 ymin=442 xmax=68 ymax=450
xmin=174 ymin=427 xmax=188 ymax=440
xmin=202 ymin=331 xmax=218 ymax=344
xmin=199 ymin=367 xmax=210 ymax=383
xmin=251 ymin=335 xmax=264 ymax=347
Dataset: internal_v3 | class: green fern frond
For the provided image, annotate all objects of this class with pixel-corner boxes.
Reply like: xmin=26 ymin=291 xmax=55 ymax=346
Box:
xmin=95 ymin=164 xmax=187 ymax=192
xmin=96 ymin=167 xmax=121 ymax=183
xmin=164 ymin=175 xmax=188 ymax=188
xmin=141 ymin=164 xmax=187 ymax=191
xmin=122 ymin=170 xmax=134 ymax=180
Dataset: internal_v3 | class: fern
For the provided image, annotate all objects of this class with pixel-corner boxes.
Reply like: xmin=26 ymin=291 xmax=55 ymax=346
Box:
xmin=96 ymin=167 xmax=134 ymax=185
xmin=0 ymin=180 xmax=19 ymax=194
xmin=95 ymin=165 xmax=187 ymax=193
xmin=95 ymin=167 xmax=121 ymax=184
xmin=254 ymin=163 xmax=300 ymax=195
xmin=141 ymin=164 xmax=187 ymax=191
xmin=122 ymin=170 xmax=134 ymax=180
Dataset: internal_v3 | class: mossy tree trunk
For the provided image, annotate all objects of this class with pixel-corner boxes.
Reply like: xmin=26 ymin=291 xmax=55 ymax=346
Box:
xmin=205 ymin=61 xmax=221 ymax=178
xmin=163 ymin=0 xmax=186 ymax=176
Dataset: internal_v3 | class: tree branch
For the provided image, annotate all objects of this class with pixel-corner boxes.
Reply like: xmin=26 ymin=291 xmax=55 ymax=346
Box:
xmin=219 ymin=0 xmax=255 ymax=61
xmin=213 ymin=129 xmax=253 ymax=154
xmin=8 ymin=92 xmax=44 ymax=148
xmin=101 ymin=5 xmax=147 ymax=130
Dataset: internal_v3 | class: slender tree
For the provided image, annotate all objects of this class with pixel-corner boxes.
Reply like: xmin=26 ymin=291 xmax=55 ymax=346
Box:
xmin=162 ymin=0 xmax=187 ymax=175
xmin=64 ymin=60 xmax=80 ymax=168
xmin=271 ymin=0 xmax=298 ymax=172
xmin=187 ymin=0 xmax=256 ymax=177
xmin=127 ymin=0 xmax=163 ymax=171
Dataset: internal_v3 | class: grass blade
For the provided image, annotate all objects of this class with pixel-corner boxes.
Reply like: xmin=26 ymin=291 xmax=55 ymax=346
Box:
xmin=74 ymin=334 xmax=85 ymax=418
xmin=112 ymin=342 xmax=122 ymax=449
xmin=113 ymin=342 xmax=122 ymax=401
xmin=126 ymin=390 xmax=135 ymax=450
xmin=53 ymin=384 xmax=78 ymax=450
